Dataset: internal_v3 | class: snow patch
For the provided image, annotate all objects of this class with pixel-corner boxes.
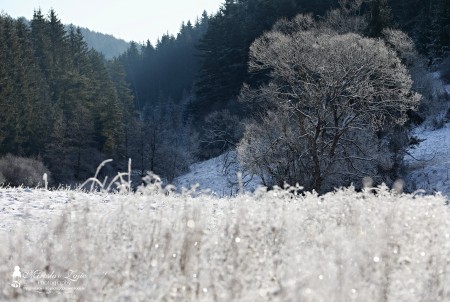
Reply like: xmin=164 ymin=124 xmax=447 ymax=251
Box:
xmin=404 ymin=123 xmax=450 ymax=197
xmin=174 ymin=152 xmax=262 ymax=196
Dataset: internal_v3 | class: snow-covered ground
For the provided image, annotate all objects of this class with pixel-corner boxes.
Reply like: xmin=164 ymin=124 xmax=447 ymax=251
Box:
xmin=403 ymin=70 xmax=450 ymax=197
xmin=174 ymin=151 xmax=261 ymax=197
xmin=404 ymin=123 xmax=450 ymax=197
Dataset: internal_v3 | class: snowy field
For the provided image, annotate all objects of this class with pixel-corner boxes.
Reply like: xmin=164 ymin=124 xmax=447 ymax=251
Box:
xmin=1 ymin=184 xmax=450 ymax=301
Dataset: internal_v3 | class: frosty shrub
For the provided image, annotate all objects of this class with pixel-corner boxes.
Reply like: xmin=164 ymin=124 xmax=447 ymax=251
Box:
xmin=0 ymin=154 xmax=51 ymax=187
xmin=238 ymin=16 xmax=420 ymax=192
xmin=0 ymin=182 xmax=450 ymax=301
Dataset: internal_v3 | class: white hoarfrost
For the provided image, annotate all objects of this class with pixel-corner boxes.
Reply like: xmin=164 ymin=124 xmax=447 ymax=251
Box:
xmin=0 ymin=184 xmax=450 ymax=301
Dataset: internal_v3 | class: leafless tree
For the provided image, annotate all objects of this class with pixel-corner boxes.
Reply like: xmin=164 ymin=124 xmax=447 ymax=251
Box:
xmin=238 ymin=20 xmax=420 ymax=192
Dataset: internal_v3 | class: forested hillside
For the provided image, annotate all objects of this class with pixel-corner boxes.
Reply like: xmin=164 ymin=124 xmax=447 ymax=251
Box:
xmin=72 ymin=26 xmax=131 ymax=59
xmin=17 ymin=17 xmax=131 ymax=59
xmin=119 ymin=12 xmax=209 ymax=112
xmin=0 ymin=9 xmax=203 ymax=186
xmin=389 ymin=0 xmax=450 ymax=62
xmin=0 ymin=10 xmax=135 ymax=183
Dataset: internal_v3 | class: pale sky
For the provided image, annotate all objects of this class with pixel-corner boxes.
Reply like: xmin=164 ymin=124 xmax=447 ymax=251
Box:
xmin=1 ymin=0 xmax=224 ymax=44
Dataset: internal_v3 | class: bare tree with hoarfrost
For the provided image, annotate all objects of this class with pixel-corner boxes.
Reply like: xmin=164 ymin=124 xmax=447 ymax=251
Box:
xmin=238 ymin=20 xmax=420 ymax=192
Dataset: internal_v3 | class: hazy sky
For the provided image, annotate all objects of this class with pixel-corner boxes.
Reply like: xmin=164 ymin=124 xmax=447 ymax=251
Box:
xmin=1 ymin=0 xmax=224 ymax=44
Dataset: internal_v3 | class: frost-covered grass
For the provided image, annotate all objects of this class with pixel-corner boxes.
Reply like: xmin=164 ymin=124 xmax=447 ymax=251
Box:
xmin=1 ymin=183 xmax=450 ymax=301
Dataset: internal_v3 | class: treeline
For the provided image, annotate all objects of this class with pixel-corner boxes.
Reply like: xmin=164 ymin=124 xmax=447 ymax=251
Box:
xmin=74 ymin=26 xmax=131 ymax=60
xmin=0 ymin=10 xmax=134 ymax=183
xmin=15 ymin=17 xmax=131 ymax=59
xmin=119 ymin=12 xmax=209 ymax=111
xmin=0 ymin=9 xmax=205 ymax=186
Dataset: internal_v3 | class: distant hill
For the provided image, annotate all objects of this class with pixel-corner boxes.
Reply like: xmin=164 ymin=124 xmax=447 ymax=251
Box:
xmin=17 ymin=17 xmax=130 ymax=59
xmin=71 ymin=25 xmax=131 ymax=59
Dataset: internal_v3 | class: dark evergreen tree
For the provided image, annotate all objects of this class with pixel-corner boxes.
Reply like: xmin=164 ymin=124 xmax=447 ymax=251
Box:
xmin=0 ymin=15 xmax=22 ymax=154
xmin=366 ymin=0 xmax=392 ymax=37
xmin=14 ymin=19 xmax=52 ymax=155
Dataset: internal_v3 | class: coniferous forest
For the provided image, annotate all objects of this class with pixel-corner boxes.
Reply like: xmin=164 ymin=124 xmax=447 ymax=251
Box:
xmin=0 ymin=10 xmax=135 ymax=184
xmin=0 ymin=0 xmax=449 ymax=188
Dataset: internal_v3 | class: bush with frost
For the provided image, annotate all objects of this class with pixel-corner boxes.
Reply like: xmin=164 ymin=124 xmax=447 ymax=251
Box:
xmin=0 ymin=154 xmax=51 ymax=187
